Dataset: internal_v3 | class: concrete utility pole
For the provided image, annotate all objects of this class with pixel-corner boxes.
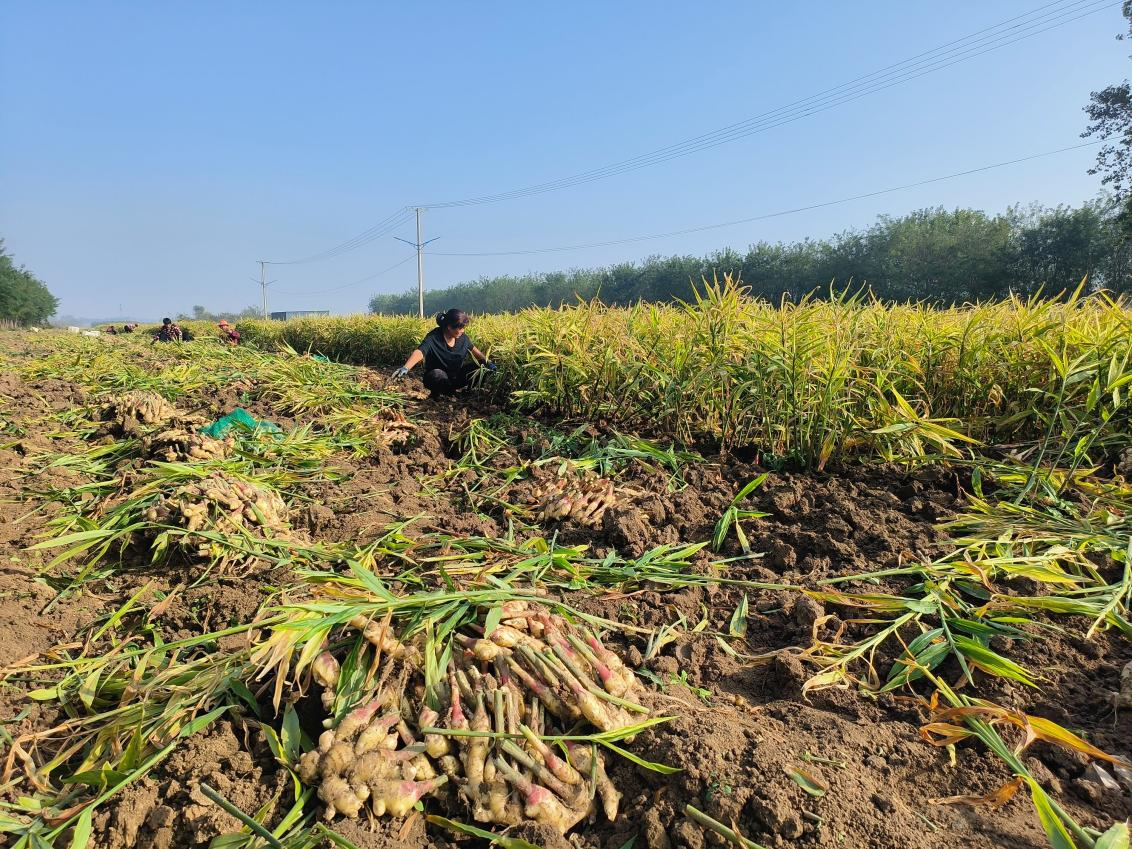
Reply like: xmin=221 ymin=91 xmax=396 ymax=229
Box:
xmin=260 ymin=261 xmax=268 ymax=318
xmin=253 ymin=263 xmax=276 ymax=318
xmin=395 ymin=208 xmax=439 ymax=319
xmin=415 ymin=208 xmax=425 ymax=319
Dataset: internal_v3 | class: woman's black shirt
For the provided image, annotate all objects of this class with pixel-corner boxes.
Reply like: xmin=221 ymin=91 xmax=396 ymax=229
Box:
xmin=417 ymin=328 xmax=472 ymax=373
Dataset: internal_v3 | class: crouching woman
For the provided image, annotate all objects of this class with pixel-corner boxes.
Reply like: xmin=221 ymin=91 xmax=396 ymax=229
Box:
xmin=393 ymin=308 xmax=495 ymax=398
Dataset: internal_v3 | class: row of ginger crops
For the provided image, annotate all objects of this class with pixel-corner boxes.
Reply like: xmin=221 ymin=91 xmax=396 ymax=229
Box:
xmin=0 ymin=320 xmax=1130 ymax=849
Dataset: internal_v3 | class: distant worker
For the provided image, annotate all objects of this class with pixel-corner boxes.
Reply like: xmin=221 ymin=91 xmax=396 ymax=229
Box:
xmin=392 ymin=308 xmax=496 ymax=399
xmin=181 ymin=324 xmax=195 ymax=342
xmin=152 ymin=317 xmax=182 ymax=343
xmin=217 ymin=320 xmax=240 ymax=345
xmin=121 ymin=323 xmax=138 ymax=333
xmin=104 ymin=325 xmax=118 ymax=335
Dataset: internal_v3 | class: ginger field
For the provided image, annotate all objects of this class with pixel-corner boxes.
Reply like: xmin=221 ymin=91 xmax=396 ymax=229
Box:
xmin=1 ymin=286 xmax=1131 ymax=849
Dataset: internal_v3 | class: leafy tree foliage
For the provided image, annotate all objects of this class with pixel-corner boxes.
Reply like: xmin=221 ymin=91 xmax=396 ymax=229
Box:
xmin=1082 ymin=2 xmax=1132 ymax=221
xmin=0 ymin=240 xmax=58 ymax=326
xmin=176 ymin=304 xmax=262 ymax=322
xmin=369 ymin=200 xmax=1132 ymax=314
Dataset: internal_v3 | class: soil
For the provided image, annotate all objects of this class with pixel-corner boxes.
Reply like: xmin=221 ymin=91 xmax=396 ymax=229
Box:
xmin=1 ymin=333 xmax=1128 ymax=849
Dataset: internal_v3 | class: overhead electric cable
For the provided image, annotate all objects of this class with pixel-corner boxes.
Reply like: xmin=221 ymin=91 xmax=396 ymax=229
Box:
xmin=416 ymin=0 xmax=1117 ymax=208
xmin=426 ymin=140 xmax=1103 ymax=257
xmin=258 ymin=0 xmax=1116 ymax=265
xmin=265 ymin=207 xmax=413 ymax=266
xmin=272 ymin=255 xmax=416 ymax=296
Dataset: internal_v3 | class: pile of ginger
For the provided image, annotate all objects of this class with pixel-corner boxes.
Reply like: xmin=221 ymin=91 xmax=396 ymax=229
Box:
xmin=298 ymin=602 xmax=645 ymax=833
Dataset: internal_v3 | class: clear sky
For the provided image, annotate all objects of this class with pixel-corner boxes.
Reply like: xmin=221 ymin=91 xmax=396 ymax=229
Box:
xmin=1 ymin=1 xmax=1129 ymax=319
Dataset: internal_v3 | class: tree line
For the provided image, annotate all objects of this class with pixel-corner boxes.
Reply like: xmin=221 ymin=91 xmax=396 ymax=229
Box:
xmin=0 ymin=241 xmax=58 ymax=326
xmin=368 ymin=199 xmax=1132 ymax=315
xmin=177 ymin=304 xmax=263 ymax=323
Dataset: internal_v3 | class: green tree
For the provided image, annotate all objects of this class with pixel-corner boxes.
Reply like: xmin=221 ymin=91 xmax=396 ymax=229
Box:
xmin=1082 ymin=2 xmax=1132 ymax=220
xmin=0 ymin=240 xmax=58 ymax=326
xmin=1007 ymin=200 xmax=1126 ymax=294
xmin=176 ymin=304 xmax=261 ymax=322
xmin=367 ymin=201 xmax=1132 ymax=313
xmin=876 ymin=208 xmax=1014 ymax=301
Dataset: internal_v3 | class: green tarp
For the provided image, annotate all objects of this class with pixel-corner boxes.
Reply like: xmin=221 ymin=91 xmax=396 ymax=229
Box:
xmin=200 ymin=408 xmax=281 ymax=439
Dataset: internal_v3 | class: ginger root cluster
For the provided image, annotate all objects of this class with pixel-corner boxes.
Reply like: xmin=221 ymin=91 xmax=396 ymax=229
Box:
xmin=301 ymin=602 xmax=644 ymax=833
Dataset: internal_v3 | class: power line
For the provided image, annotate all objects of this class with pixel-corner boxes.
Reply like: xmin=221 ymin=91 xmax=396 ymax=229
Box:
xmin=266 ymin=207 xmax=413 ymax=266
xmin=416 ymin=0 xmax=1117 ymax=208
xmin=426 ymin=140 xmax=1103 ymax=258
xmin=257 ymin=0 xmax=1117 ymax=266
xmin=272 ymin=255 xmax=416 ymax=296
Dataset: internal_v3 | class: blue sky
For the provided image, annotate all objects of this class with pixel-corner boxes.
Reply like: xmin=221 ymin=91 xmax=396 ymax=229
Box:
xmin=1 ymin=1 xmax=1128 ymax=319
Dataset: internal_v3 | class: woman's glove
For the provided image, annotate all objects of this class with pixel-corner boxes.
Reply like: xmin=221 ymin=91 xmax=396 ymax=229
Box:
xmin=392 ymin=366 xmax=409 ymax=379
xmin=485 ymin=361 xmax=498 ymax=372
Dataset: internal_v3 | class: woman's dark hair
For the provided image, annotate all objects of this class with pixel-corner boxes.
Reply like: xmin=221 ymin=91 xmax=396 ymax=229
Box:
xmin=162 ymin=317 xmax=172 ymax=325
xmin=435 ymin=308 xmax=469 ymax=330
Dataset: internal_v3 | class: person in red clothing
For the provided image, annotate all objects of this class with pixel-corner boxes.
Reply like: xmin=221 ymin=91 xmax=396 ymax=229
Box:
xmin=392 ymin=309 xmax=495 ymax=399
xmin=217 ymin=320 xmax=241 ymax=345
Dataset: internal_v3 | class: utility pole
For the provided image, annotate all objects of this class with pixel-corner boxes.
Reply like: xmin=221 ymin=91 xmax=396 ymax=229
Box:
xmin=252 ymin=263 xmax=276 ymax=318
xmin=415 ymin=208 xmax=424 ymax=319
xmin=395 ymin=208 xmax=439 ymax=319
xmin=260 ymin=261 xmax=268 ymax=318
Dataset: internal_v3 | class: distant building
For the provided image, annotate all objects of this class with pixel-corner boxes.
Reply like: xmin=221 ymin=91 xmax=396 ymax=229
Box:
xmin=269 ymin=310 xmax=330 ymax=321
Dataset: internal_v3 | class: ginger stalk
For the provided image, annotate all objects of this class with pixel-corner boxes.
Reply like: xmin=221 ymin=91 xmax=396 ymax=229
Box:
xmin=519 ymin=724 xmax=583 ymax=787
xmin=567 ymin=633 xmax=631 ymax=697
xmin=493 ymin=686 xmax=507 ymax=734
xmin=501 ymin=740 xmax=585 ymax=805
xmin=447 ymin=666 xmax=469 ymax=732
xmin=454 ymin=667 xmax=476 ymax=703
xmin=506 ymin=685 xmax=522 ymax=734
xmin=334 ymin=696 xmax=384 ymax=741
xmin=482 ymin=687 xmax=505 ymax=785
xmin=528 ymin=696 xmax=543 ymax=735
xmin=493 ymin=656 xmax=512 ymax=688
xmin=465 ymin=692 xmax=491 ymax=821
xmin=549 ymin=643 xmax=648 ymax=715
xmin=560 ymin=742 xmax=620 ymax=822
xmin=506 ymin=657 xmax=574 ymax=721
xmin=581 ymin=632 xmax=638 ymax=694
xmin=518 ymin=644 xmax=562 ymax=689
xmin=490 ymin=625 xmax=546 ymax=651
xmin=539 ymin=652 xmax=620 ymax=731
xmin=593 ymin=749 xmax=621 ymax=821
xmin=494 ymin=756 xmax=587 ymax=834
